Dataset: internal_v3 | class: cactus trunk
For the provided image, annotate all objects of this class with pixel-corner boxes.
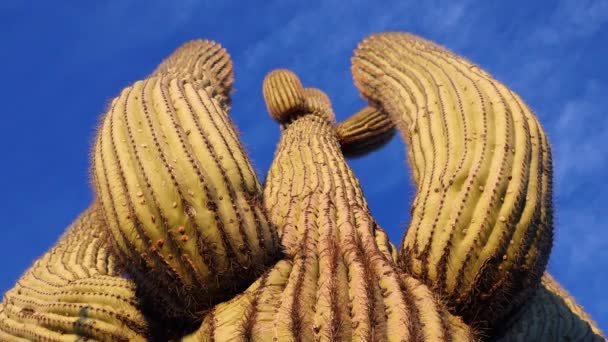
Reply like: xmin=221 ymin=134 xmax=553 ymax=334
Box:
xmin=183 ymin=70 xmax=476 ymax=341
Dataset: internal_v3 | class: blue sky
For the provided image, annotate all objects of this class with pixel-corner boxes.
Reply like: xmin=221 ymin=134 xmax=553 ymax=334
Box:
xmin=1 ymin=0 xmax=606 ymax=333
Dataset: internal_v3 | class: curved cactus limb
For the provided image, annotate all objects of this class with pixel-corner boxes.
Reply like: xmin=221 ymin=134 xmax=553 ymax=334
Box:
xmin=0 ymin=204 xmax=149 ymax=341
xmin=351 ymin=32 xmax=554 ymax=329
xmin=92 ymin=40 xmax=280 ymax=326
xmin=495 ymin=273 xmax=605 ymax=341
xmin=184 ymin=69 xmax=477 ymax=341
xmin=336 ymin=106 xmax=396 ymax=158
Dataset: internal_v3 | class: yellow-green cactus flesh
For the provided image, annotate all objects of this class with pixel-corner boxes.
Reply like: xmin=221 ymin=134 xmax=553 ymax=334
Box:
xmin=92 ymin=40 xmax=280 ymax=324
xmin=181 ymin=69 xmax=477 ymax=341
xmin=351 ymin=32 xmax=553 ymax=328
xmin=336 ymin=106 xmax=396 ymax=158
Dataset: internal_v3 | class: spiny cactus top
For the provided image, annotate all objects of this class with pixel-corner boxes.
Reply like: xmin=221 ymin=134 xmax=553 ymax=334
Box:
xmin=183 ymin=69 xmax=475 ymax=341
xmin=91 ymin=40 xmax=280 ymax=324
xmin=0 ymin=204 xmax=149 ymax=341
xmin=351 ymin=32 xmax=553 ymax=328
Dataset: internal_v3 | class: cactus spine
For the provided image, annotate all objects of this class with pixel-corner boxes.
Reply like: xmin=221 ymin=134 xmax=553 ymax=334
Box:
xmin=336 ymin=106 xmax=396 ymax=158
xmin=351 ymin=32 xmax=554 ymax=328
xmin=92 ymin=40 xmax=279 ymax=323
xmin=0 ymin=204 xmax=149 ymax=341
xmin=184 ymin=69 xmax=476 ymax=341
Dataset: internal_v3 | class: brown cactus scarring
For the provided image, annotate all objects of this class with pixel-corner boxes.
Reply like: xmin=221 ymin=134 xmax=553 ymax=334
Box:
xmin=92 ymin=40 xmax=280 ymax=326
xmin=184 ymin=69 xmax=475 ymax=341
xmin=336 ymin=106 xmax=396 ymax=158
xmin=351 ymin=32 xmax=554 ymax=329
xmin=0 ymin=204 xmax=149 ymax=341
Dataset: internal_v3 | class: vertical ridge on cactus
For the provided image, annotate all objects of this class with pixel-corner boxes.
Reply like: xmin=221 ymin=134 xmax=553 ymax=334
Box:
xmin=0 ymin=204 xmax=149 ymax=341
xmin=336 ymin=106 xmax=396 ymax=158
xmin=183 ymin=69 xmax=476 ymax=341
xmin=496 ymin=273 xmax=605 ymax=341
xmin=91 ymin=40 xmax=280 ymax=325
xmin=351 ymin=32 xmax=553 ymax=328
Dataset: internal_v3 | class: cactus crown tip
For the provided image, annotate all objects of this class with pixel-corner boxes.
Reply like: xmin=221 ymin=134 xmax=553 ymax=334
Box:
xmin=263 ymin=68 xmax=334 ymax=124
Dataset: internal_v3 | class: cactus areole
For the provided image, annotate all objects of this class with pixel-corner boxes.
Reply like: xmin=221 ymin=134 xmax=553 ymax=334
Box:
xmin=1 ymin=32 xmax=604 ymax=341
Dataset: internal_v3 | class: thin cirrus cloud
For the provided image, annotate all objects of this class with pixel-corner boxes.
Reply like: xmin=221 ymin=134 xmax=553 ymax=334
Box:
xmin=0 ymin=0 xmax=605 ymax=333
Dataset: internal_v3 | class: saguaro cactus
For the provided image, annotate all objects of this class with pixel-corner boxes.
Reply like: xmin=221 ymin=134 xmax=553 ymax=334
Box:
xmin=351 ymin=32 xmax=554 ymax=328
xmin=2 ymin=31 xmax=605 ymax=341
xmin=0 ymin=204 xmax=149 ymax=341
xmin=184 ymin=69 xmax=475 ymax=341
xmin=91 ymin=40 xmax=279 ymax=323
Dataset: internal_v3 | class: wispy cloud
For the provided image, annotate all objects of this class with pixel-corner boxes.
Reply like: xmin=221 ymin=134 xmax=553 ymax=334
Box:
xmin=531 ymin=0 xmax=608 ymax=45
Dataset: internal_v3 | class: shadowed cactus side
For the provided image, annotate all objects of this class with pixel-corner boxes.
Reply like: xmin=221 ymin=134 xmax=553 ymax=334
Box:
xmin=495 ymin=273 xmax=605 ymax=341
xmin=351 ymin=32 xmax=554 ymax=328
xmin=336 ymin=106 xmax=396 ymax=158
xmin=92 ymin=40 xmax=280 ymax=324
xmin=0 ymin=204 xmax=149 ymax=341
xmin=184 ymin=69 xmax=475 ymax=341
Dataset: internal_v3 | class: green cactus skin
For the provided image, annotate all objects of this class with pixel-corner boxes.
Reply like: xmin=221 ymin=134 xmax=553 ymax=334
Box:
xmin=495 ymin=273 xmax=605 ymax=341
xmin=92 ymin=40 xmax=279 ymax=323
xmin=336 ymin=106 xmax=396 ymax=158
xmin=0 ymin=204 xmax=149 ymax=341
xmin=183 ymin=69 xmax=476 ymax=341
xmin=351 ymin=32 xmax=554 ymax=328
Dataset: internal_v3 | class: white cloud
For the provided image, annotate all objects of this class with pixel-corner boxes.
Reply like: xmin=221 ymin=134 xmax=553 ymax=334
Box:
xmin=551 ymin=80 xmax=608 ymax=198
xmin=531 ymin=0 xmax=608 ymax=45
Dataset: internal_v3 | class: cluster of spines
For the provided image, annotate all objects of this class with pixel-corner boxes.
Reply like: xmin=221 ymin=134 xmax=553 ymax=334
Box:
xmin=351 ymin=32 xmax=553 ymax=327
xmin=0 ymin=204 xmax=149 ymax=341
xmin=336 ymin=106 xmax=396 ymax=158
xmin=495 ymin=273 xmax=605 ymax=341
xmin=183 ymin=69 xmax=476 ymax=341
xmin=92 ymin=40 xmax=279 ymax=323
xmin=151 ymin=39 xmax=234 ymax=109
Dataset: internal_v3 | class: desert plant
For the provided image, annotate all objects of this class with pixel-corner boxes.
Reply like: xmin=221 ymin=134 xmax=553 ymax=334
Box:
xmin=351 ymin=32 xmax=553 ymax=329
xmin=336 ymin=83 xmax=605 ymax=341
xmin=336 ymin=106 xmax=396 ymax=158
xmin=1 ymin=31 xmax=604 ymax=342
xmin=0 ymin=204 xmax=149 ymax=341
xmin=182 ymin=69 xmax=475 ymax=341
xmin=91 ymin=40 xmax=280 ymax=326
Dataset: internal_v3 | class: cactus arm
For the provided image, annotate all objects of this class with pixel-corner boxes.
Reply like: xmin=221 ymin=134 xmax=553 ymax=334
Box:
xmin=91 ymin=40 xmax=280 ymax=327
xmin=336 ymin=106 xmax=396 ymax=158
xmin=0 ymin=204 xmax=149 ymax=341
xmin=495 ymin=273 xmax=605 ymax=341
xmin=351 ymin=32 xmax=554 ymax=328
